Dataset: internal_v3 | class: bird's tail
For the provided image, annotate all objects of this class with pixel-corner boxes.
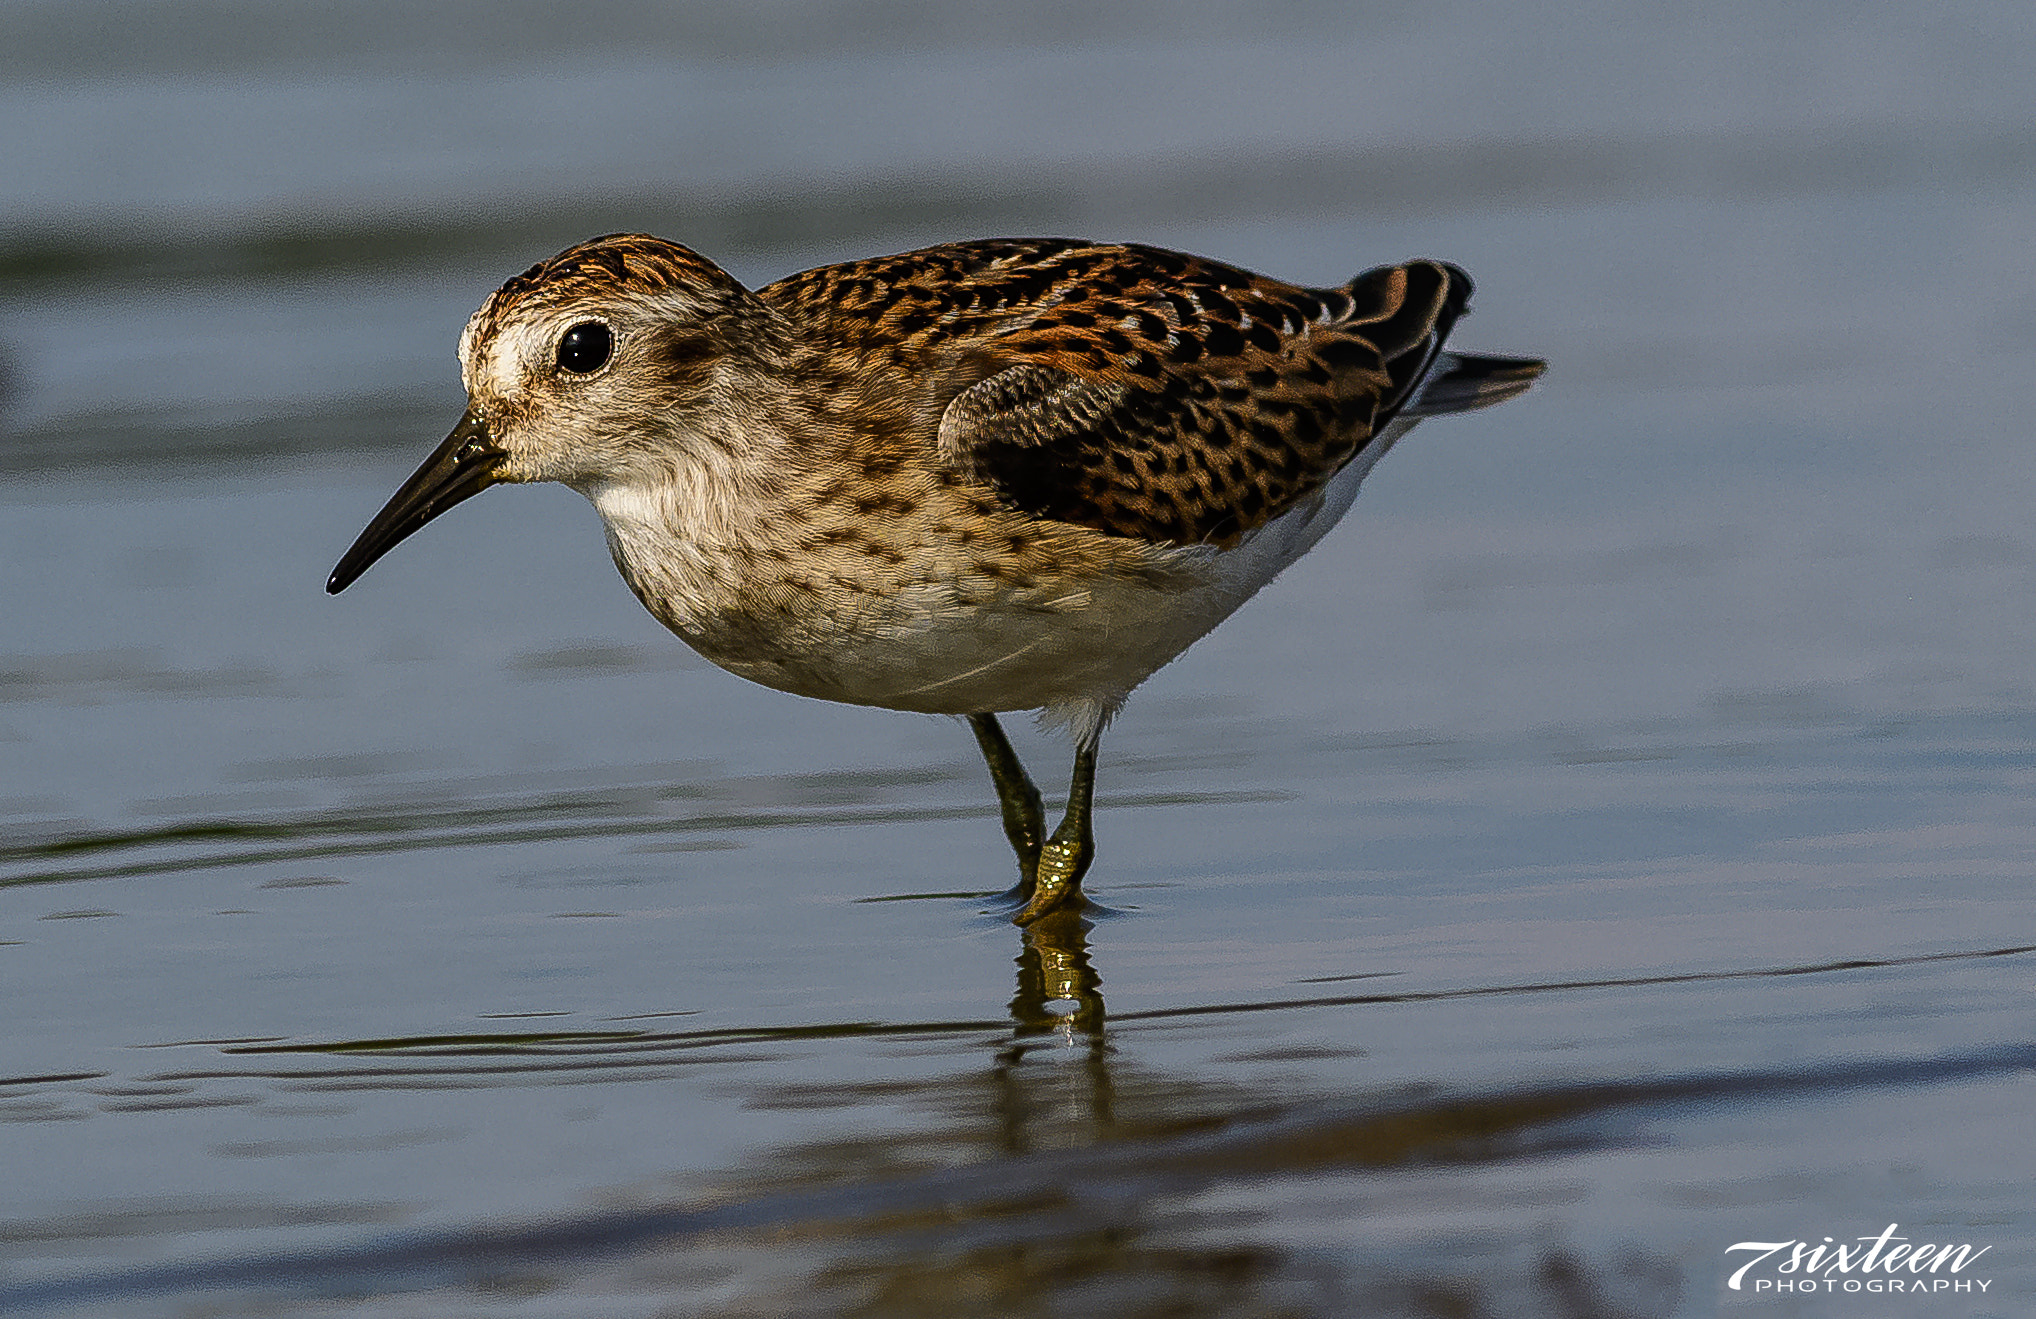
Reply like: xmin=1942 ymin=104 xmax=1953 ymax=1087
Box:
xmin=1401 ymin=352 xmax=1547 ymax=417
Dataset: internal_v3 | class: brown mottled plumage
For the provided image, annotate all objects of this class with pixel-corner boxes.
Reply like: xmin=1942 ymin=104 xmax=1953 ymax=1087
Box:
xmin=776 ymin=238 xmax=1462 ymax=547
xmin=329 ymin=234 xmax=1544 ymax=923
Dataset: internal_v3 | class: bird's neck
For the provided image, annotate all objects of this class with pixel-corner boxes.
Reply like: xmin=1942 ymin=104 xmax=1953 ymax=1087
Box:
xmin=575 ymin=385 xmax=827 ymax=648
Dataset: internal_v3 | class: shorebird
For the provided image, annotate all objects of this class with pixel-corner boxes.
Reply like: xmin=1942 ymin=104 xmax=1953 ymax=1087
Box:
xmin=328 ymin=235 xmax=1543 ymax=922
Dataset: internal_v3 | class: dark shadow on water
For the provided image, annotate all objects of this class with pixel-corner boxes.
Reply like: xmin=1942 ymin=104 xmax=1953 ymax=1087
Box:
xmin=7 ymin=1043 xmax=2027 ymax=1315
xmin=3 ymin=939 xmax=2002 ymax=1085
xmin=3 ymin=941 xmax=2032 ymax=1314
xmin=0 ymin=757 xmax=1283 ymax=891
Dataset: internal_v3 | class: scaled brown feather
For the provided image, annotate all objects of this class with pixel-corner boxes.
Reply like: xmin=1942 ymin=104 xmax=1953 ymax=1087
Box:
xmin=765 ymin=239 xmax=1472 ymax=546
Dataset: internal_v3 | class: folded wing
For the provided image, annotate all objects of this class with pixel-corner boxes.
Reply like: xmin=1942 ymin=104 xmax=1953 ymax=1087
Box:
xmin=931 ymin=247 xmax=1484 ymax=546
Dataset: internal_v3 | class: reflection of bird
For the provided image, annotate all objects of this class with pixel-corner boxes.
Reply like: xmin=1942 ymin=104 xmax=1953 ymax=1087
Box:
xmin=328 ymin=234 xmax=1544 ymax=922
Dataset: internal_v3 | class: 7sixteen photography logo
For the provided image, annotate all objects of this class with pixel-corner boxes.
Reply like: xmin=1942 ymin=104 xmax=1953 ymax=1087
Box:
xmin=1725 ymin=1223 xmax=1993 ymax=1296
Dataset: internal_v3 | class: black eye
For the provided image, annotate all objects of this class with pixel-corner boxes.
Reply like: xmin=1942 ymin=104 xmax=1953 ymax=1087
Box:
xmin=555 ymin=321 xmax=612 ymax=374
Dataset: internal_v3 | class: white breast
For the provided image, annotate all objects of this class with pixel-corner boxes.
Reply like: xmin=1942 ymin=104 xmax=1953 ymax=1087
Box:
xmin=584 ymin=422 xmax=1408 ymax=745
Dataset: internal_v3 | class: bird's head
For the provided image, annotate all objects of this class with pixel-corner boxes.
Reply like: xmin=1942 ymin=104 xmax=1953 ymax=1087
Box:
xmin=327 ymin=234 xmax=778 ymax=594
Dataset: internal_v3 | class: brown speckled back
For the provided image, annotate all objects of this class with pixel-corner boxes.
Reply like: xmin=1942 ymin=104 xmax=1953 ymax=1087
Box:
xmin=765 ymin=239 xmax=1467 ymax=546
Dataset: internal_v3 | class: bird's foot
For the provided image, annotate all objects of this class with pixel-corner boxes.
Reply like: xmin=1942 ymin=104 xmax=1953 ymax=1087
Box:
xmin=1012 ymin=832 xmax=1093 ymax=925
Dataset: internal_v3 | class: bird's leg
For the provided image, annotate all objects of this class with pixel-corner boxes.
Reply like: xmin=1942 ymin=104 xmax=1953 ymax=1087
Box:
xmin=1015 ymin=735 xmax=1099 ymax=925
xmin=968 ymin=713 xmax=1045 ymax=876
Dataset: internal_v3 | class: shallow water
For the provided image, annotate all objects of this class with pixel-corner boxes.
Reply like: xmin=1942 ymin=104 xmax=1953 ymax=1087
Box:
xmin=3 ymin=2 xmax=2035 ymax=1316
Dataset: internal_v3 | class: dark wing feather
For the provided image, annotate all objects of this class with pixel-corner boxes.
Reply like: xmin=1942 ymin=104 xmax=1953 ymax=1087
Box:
xmin=769 ymin=241 xmax=1479 ymax=547
xmin=1399 ymin=352 xmax=1548 ymax=417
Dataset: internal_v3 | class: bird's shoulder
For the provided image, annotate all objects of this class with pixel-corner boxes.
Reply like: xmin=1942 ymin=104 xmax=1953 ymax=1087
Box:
xmin=761 ymin=240 xmax=1471 ymax=546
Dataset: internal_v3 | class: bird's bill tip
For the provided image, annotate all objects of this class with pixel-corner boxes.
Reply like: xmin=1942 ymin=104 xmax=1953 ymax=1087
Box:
xmin=327 ymin=410 xmax=504 ymax=594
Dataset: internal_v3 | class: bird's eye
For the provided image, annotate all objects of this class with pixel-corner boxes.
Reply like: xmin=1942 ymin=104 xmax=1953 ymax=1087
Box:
xmin=555 ymin=321 xmax=613 ymax=374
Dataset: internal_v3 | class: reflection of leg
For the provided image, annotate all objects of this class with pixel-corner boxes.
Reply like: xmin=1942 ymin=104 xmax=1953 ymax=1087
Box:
xmin=1008 ymin=907 xmax=1107 ymax=1039
xmin=995 ymin=908 xmax=1111 ymax=1153
xmin=967 ymin=713 xmax=1045 ymax=875
xmin=1015 ymin=736 xmax=1098 ymax=925
xmin=989 ymin=899 xmax=1107 ymax=1148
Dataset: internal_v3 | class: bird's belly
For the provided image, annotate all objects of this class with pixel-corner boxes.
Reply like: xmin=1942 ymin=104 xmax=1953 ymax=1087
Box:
xmin=694 ymin=565 xmax=1234 ymax=715
xmin=602 ymin=450 xmax=1378 ymax=719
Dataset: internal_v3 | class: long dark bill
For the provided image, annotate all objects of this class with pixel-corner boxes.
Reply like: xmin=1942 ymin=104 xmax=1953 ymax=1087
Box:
xmin=327 ymin=409 xmax=505 ymax=594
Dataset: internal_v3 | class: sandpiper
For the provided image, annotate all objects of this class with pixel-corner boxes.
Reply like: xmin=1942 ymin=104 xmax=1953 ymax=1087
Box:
xmin=328 ymin=234 xmax=1543 ymax=922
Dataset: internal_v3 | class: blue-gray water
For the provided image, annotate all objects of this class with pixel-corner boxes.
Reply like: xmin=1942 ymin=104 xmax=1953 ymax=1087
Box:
xmin=2 ymin=2 xmax=2033 ymax=1316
